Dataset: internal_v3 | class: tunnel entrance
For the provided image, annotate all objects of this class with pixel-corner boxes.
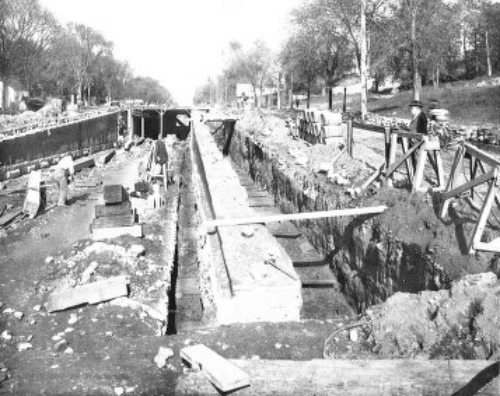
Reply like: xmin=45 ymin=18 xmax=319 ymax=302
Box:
xmin=132 ymin=108 xmax=191 ymax=140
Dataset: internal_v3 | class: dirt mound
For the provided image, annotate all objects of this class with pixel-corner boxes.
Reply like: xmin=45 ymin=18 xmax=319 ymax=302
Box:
xmin=363 ymin=272 xmax=499 ymax=359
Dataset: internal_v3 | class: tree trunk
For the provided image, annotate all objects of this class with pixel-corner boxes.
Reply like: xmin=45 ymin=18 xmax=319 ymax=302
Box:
xmin=1 ymin=76 xmax=9 ymax=110
xmin=277 ymin=72 xmax=281 ymax=110
xmin=307 ymin=83 xmax=311 ymax=109
xmin=410 ymin=6 xmax=421 ymax=101
xmin=289 ymin=73 xmax=294 ymax=109
xmin=328 ymin=87 xmax=333 ymax=110
xmin=474 ymin=30 xmax=479 ymax=76
xmin=360 ymin=0 xmax=368 ymax=119
xmin=485 ymin=30 xmax=492 ymax=77
xmin=462 ymin=25 xmax=467 ymax=77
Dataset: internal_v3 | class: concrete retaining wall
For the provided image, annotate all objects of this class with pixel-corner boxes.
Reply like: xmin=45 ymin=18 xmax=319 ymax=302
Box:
xmin=191 ymin=115 xmax=302 ymax=324
xmin=0 ymin=111 xmax=124 ymax=181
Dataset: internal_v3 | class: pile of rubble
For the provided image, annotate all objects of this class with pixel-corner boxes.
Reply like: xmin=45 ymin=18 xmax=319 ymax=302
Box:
xmin=325 ymin=272 xmax=499 ymax=360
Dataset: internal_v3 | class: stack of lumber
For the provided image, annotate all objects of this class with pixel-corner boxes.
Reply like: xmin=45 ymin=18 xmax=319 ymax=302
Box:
xmin=91 ymin=184 xmax=142 ymax=240
xmin=294 ymin=109 xmax=344 ymax=145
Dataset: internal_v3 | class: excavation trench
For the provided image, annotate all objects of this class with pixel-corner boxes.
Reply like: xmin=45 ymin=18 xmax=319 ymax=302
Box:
xmin=200 ymin=113 xmax=494 ymax=318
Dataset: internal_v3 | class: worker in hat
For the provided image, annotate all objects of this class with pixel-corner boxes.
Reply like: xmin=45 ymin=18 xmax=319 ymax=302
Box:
xmin=53 ymin=155 xmax=75 ymax=207
xmin=408 ymin=100 xmax=428 ymax=135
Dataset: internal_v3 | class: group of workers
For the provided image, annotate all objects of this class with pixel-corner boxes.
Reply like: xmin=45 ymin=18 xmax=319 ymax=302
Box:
xmin=51 ymin=138 xmax=169 ymax=208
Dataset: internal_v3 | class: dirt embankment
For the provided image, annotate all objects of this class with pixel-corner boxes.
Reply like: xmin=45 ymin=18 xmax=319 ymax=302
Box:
xmin=324 ymin=272 xmax=499 ymax=360
xmin=215 ymin=110 xmax=496 ymax=313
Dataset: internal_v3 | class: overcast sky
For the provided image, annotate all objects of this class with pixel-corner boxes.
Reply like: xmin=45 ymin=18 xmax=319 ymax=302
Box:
xmin=40 ymin=0 xmax=302 ymax=105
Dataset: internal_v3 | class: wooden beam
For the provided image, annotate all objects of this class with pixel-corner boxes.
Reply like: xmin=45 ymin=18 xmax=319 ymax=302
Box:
xmin=205 ymin=206 xmax=388 ymax=228
xmin=384 ymin=140 xmax=423 ymax=178
xmin=360 ymin=163 xmax=384 ymax=191
xmin=0 ymin=210 xmax=23 ymax=228
xmin=180 ymin=344 xmax=250 ymax=393
xmin=465 ymin=142 xmax=500 ymax=168
xmin=412 ymin=142 xmax=429 ymax=192
xmin=394 ymin=130 xmax=423 ymax=140
xmin=175 ymin=359 xmax=498 ymax=396
xmin=301 ymin=279 xmax=336 ymax=288
xmin=47 ymin=275 xmax=128 ymax=312
xmin=352 ymin=121 xmax=386 ymax=134
xmin=471 ymin=178 xmax=497 ymax=253
xmin=73 ymin=156 xmax=95 ymax=172
xmin=441 ymin=169 xmax=496 ymax=201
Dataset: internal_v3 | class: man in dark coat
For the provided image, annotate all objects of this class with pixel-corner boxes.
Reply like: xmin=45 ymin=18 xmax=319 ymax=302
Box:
xmin=408 ymin=100 xmax=428 ymax=134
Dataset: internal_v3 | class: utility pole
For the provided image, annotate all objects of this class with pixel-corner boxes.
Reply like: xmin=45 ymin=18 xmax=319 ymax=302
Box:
xmin=360 ymin=0 xmax=368 ymax=120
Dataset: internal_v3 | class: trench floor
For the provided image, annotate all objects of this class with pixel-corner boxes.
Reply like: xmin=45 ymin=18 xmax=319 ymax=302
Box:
xmin=233 ymin=167 xmax=355 ymax=320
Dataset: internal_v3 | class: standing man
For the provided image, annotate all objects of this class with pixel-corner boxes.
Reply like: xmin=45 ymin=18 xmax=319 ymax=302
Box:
xmin=54 ymin=155 xmax=75 ymax=207
xmin=408 ymin=100 xmax=428 ymax=134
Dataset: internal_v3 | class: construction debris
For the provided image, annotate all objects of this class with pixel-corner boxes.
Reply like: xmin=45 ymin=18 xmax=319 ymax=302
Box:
xmin=103 ymin=185 xmax=126 ymax=204
xmin=73 ymin=156 xmax=95 ymax=172
xmin=46 ymin=275 xmax=129 ymax=312
xmin=154 ymin=346 xmax=174 ymax=369
xmin=180 ymin=344 xmax=250 ymax=393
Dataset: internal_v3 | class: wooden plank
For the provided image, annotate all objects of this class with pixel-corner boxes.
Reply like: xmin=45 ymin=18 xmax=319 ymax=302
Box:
xmin=91 ymin=214 xmax=135 ymax=229
xmin=412 ymin=143 xmax=428 ymax=192
xmin=0 ymin=210 xmax=22 ymax=228
xmin=47 ymin=275 xmax=128 ymax=312
xmin=99 ymin=150 xmax=115 ymax=164
xmin=301 ymin=279 xmax=336 ymax=288
xmin=441 ymin=169 xmax=496 ymax=201
xmin=91 ymin=224 xmax=143 ymax=240
xmin=394 ymin=130 xmax=423 ymax=140
xmin=470 ymin=179 xmax=497 ymax=253
xmin=180 ymin=344 xmax=250 ymax=393
xmin=73 ymin=156 xmax=95 ymax=172
xmin=387 ymin=132 xmax=398 ymax=187
xmin=205 ymin=206 xmax=388 ymax=228
xmin=465 ymin=142 xmax=500 ymax=168
xmin=175 ymin=359 xmax=498 ymax=396
xmin=360 ymin=163 xmax=384 ymax=191
xmin=103 ymin=184 xmax=125 ymax=204
xmin=400 ymin=137 xmax=414 ymax=181
xmin=94 ymin=202 xmax=133 ymax=218
xmin=352 ymin=121 xmax=386 ymax=134
xmin=384 ymin=140 xmax=423 ymax=178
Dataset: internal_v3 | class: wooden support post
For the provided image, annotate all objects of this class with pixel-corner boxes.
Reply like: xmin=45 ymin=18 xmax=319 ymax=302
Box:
xmin=342 ymin=87 xmax=347 ymax=114
xmin=400 ymin=137 xmax=414 ymax=182
xmin=159 ymin=110 xmax=164 ymax=139
xmin=384 ymin=127 xmax=391 ymax=170
xmin=384 ymin=140 xmax=423 ymax=179
xmin=346 ymin=119 xmax=353 ymax=157
xmin=412 ymin=140 xmax=428 ymax=192
xmin=470 ymin=178 xmax=497 ymax=253
xmin=141 ymin=116 xmax=145 ymax=138
xmin=387 ymin=132 xmax=398 ymax=187
xmin=441 ymin=145 xmax=470 ymax=219
xmin=360 ymin=163 xmax=385 ymax=191
xmin=127 ymin=108 xmax=133 ymax=139
xmin=470 ymin=157 xmax=478 ymax=199
xmin=441 ymin=170 xmax=496 ymax=201
xmin=435 ymin=150 xmax=445 ymax=191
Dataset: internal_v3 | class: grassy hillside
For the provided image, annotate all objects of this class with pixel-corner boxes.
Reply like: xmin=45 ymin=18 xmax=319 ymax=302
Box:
xmin=308 ymin=75 xmax=500 ymax=127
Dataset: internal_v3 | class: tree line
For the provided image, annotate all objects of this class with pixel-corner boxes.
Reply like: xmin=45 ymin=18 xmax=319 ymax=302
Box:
xmin=0 ymin=0 xmax=175 ymax=109
xmin=194 ymin=0 xmax=500 ymax=116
